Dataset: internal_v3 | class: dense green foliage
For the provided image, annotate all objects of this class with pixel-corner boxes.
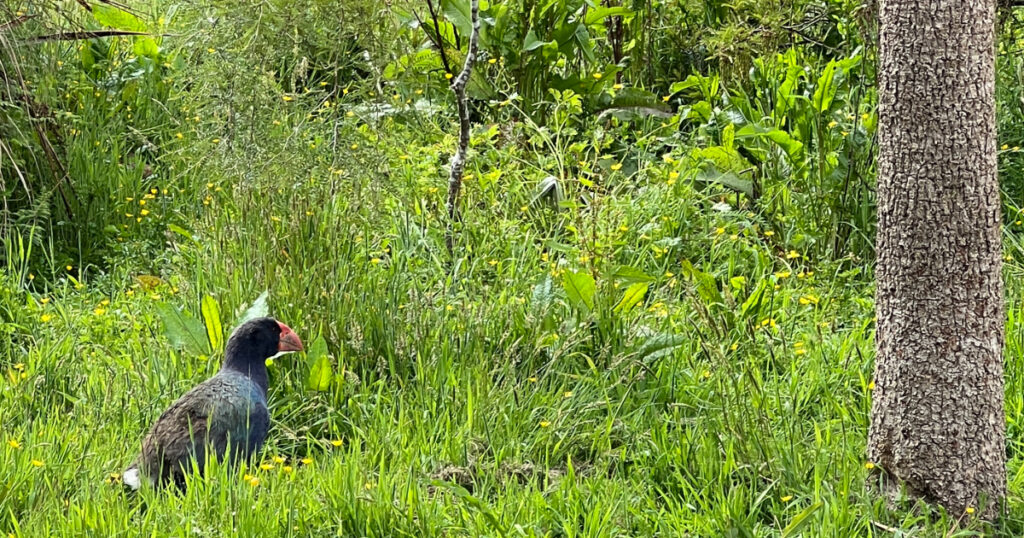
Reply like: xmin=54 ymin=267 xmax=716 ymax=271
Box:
xmin=3 ymin=0 xmax=1024 ymax=535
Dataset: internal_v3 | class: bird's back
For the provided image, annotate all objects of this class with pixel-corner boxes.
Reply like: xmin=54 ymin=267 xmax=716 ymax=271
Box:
xmin=125 ymin=370 xmax=269 ymax=489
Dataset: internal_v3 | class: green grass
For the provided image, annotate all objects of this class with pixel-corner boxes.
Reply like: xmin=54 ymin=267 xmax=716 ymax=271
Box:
xmin=2 ymin=117 xmax=1019 ymax=535
xmin=5 ymin=2 xmax=1024 ymax=536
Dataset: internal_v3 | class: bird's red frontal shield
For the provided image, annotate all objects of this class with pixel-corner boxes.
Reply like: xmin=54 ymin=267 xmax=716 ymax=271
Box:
xmin=277 ymin=322 xmax=304 ymax=352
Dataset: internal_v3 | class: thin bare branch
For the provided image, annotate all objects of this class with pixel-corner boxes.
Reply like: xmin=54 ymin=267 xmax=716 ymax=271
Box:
xmin=19 ymin=30 xmax=169 ymax=44
xmin=0 ymin=14 xmax=36 ymax=33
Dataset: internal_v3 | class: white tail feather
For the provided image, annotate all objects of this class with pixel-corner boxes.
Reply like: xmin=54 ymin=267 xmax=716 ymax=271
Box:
xmin=123 ymin=467 xmax=141 ymax=490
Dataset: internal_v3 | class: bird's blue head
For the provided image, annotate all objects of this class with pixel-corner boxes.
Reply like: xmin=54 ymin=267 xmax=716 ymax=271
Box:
xmin=222 ymin=317 xmax=303 ymax=389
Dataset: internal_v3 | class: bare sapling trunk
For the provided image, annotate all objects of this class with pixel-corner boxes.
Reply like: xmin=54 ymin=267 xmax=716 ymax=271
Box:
xmin=444 ymin=0 xmax=480 ymax=255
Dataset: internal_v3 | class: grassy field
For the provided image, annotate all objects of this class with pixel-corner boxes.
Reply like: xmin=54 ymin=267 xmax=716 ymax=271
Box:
xmin=4 ymin=1 xmax=1024 ymax=536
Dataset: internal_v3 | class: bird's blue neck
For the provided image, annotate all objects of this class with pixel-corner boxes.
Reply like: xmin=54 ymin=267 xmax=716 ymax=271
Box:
xmin=221 ymin=351 xmax=270 ymax=396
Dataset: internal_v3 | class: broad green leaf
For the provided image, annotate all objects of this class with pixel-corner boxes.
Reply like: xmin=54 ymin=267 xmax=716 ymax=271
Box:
xmin=523 ymin=29 xmax=550 ymax=52
xmin=200 ymin=295 xmax=223 ymax=352
xmin=721 ymin=123 xmax=735 ymax=149
xmin=774 ymin=64 xmax=803 ymax=120
xmin=781 ymin=502 xmax=823 ymax=537
xmin=571 ymin=23 xmax=595 ymax=63
xmin=167 ymin=223 xmax=195 ymax=242
xmin=155 ymin=302 xmax=210 ymax=356
xmin=614 ymin=283 xmax=648 ymax=314
xmin=562 ymin=271 xmax=596 ymax=311
xmin=763 ymin=129 xmax=804 ymax=160
xmin=440 ymin=0 xmax=471 ymax=38
xmin=236 ymin=291 xmax=269 ymax=327
xmin=583 ymin=6 xmax=633 ymax=25
xmin=634 ymin=332 xmax=685 ymax=362
xmin=740 ymin=279 xmax=769 ymax=319
xmin=305 ymin=336 xmax=332 ymax=392
xmin=695 ymin=166 xmax=754 ymax=199
xmin=690 ymin=145 xmax=749 ymax=173
xmin=595 ymin=87 xmax=673 ymax=121
xmin=80 ymin=43 xmax=95 ymax=70
xmin=812 ymin=60 xmax=838 ymax=113
xmin=92 ymin=4 xmax=147 ymax=32
xmin=531 ymin=276 xmax=554 ymax=309
xmin=688 ymin=101 xmax=713 ymax=122
xmin=681 ymin=260 xmax=722 ymax=306
xmin=133 ymin=36 xmax=159 ymax=58
xmin=734 ymin=124 xmax=804 ymax=161
xmin=613 ymin=265 xmax=655 ymax=284
xmin=669 ymin=74 xmax=719 ymax=101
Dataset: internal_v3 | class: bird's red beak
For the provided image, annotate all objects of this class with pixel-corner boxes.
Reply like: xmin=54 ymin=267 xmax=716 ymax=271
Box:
xmin=277 ymin=322 xmax=304 ymax=352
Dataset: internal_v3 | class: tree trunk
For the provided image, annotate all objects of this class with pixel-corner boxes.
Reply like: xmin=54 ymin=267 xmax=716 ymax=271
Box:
xmin=868 ymin=0 xmax=1006 ymax=516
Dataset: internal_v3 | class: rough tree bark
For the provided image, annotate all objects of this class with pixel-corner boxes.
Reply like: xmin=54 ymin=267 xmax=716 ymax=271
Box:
xmin=868 ymin=0 xmax=1005 ymax=516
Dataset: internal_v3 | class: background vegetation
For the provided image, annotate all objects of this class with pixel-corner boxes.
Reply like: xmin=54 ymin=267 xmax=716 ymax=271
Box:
xmin=2 ymin=0 xmax=1024 ymax=534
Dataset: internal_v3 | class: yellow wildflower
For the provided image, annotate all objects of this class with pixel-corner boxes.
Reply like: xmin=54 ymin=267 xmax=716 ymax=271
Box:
xmin=781 ymin=495 xmax=793 ymax=502
xmin=610 ymin=163 xmax=623 ymax=171
xmin=31 ymin=459 xmax=43 ymax=467
xmin=301 ymin=458 xmax=313 ymax=465
xmin=864 ymin=462 xmax=875 ymax=470
xmin=8 ymin=439 xmax=21 ymax=449
xmin=539 ymin=421 xmax=551 ymax=428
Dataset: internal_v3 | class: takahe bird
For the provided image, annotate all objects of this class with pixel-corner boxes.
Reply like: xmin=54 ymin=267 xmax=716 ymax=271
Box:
xmin=122 ymin=317 xmax=303 ymax=490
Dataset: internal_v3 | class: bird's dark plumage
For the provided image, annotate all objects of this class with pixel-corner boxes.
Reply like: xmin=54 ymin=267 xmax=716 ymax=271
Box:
xmin=123 ymin=317 xmax=303 ymax=490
